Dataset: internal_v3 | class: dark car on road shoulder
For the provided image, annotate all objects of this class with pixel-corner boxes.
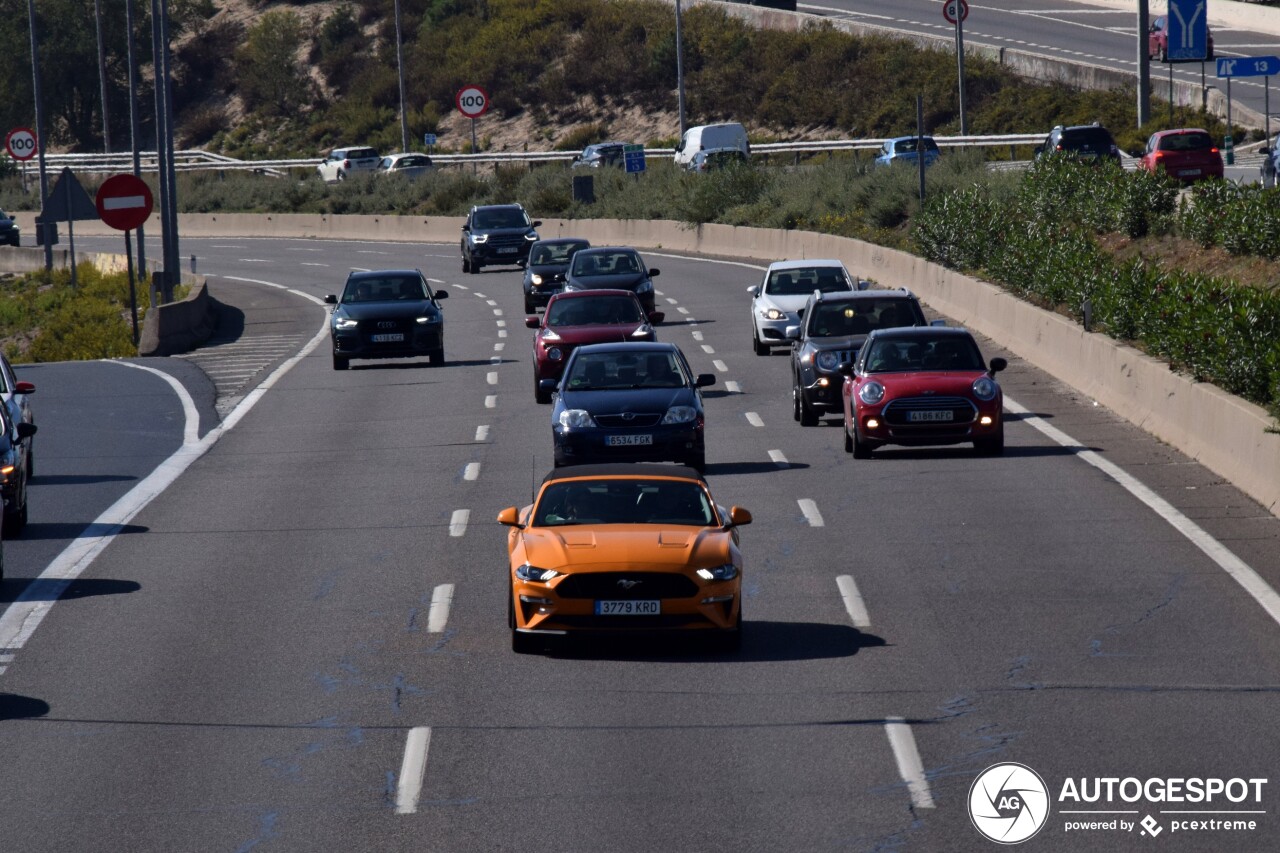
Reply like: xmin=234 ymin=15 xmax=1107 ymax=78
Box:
xmin=461 ymin=203 xmax=541 ymax=274
xmin=528 ymin=290 xmax=658 ymax=404
xmin=324 ymin=269 xmax=449 ymax=370
xmin=1035 ymin=124 xmax=1123 ymax=167
xmin=522 ymin=238 xmax=591 ymax=313
xmin=789 ymin=289 xmax=928 ymax=426
xmin=547 ymin=342 xmax=714 ymax=472
xmin=563 ymin=246 xmax=661 ymax=319
xmin=840 ymin=326 xmax=1007 ymax=457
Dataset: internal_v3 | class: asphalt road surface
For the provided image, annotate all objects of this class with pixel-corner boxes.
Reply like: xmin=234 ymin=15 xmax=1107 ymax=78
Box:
xmin=1 ymin=234 xmax=1279 ymax=851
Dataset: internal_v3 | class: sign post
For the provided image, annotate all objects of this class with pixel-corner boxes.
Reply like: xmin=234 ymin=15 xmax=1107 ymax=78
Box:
xmin=456 ymin=85 xmax=490 ymax=174
xmin=95 ymin=174 xmax=154 ymax=346
xmin=942 ymin=0 xmax=970 ymax=135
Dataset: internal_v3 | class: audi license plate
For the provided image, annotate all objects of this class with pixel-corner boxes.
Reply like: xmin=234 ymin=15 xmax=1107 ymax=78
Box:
xmin=497 ymin=246 xmax=518 ymax=254
xmin=371 ymin=333 xmax=404 ymax=343
xmin=606 ymin=434 xmax=653 ymax=446
xmin=595 ymin=600 xmax=661 ymax=616
xmin=908 ymin=410 xmax=954 ymax=423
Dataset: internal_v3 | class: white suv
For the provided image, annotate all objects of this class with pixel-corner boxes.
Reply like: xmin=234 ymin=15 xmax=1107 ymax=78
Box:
xmin=317 ymin=146 xmax=381 ymax=182
xmin=749 ymin=259 xmax=863 ymax=355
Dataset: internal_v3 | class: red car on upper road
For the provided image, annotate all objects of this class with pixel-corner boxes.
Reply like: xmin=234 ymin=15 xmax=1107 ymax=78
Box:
xmin=1148 ymin=15 xmax=1214 ymax=62
xmin=840 ymin=326 xmax=1007 ymax=458
xmin=528 ymin=290 xmax=660 ymax=403
xmin=1138 ymin=128 xmax=1223 ymax=184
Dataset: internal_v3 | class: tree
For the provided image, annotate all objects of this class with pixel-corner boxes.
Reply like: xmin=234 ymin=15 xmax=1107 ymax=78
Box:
xmin=235 ymin=10 xmax=310 ymax=116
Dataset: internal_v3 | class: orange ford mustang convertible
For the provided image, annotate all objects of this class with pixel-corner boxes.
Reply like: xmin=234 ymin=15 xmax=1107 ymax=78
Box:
xmin=497 ymin=464 xmax=752 ymax=654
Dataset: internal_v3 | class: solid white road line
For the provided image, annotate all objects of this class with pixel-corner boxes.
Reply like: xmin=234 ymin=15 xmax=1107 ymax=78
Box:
xmin=463 ymin=463 xmax=480 ymax=481
xmin=798 ymin=499 xmax=824 ymax=527
xmin=486 ymin=372 xmax=498 ymax=385
xmin=427 ymin=584 xmax=455 ymax=633
xmin=768 ymin=449 xmax=789 ymax=468
xmin=713 ymin=360 xmax=728 ymax=373
xmin=475 ymin=425 xmax=490 ymax=442
xmin=485 ymin=395 xmax=497 ymax=408
xmin=745 ymin=412 xmax=765 ymax=427
xmin=836 ymin=575 xmax=871 ymax=628
xmin=885 ymin=718 xmax=936 ymax=809
xmin=1004 ymin=396 xmax=1280 ymax=630
xmin=449 ymin=510 xmax=470 ymax=537
xmin=725 ymin=381 xmax=741 ymax=393
xmin=394 ymin=726 xmax=433 ymax=815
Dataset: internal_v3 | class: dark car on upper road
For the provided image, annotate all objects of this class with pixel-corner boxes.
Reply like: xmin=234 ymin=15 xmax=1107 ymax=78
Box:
xmin=527 ymin=290 xmax=658 ymax=404
xmin=1035 ymin=124 xmax=1123 ymax=167
xmin=1138 ymin=128 xmax=1223 ymax=184
xmin=522 ymin=238 xmax=591 ymax=313
xmin=840 ymin=326 xmax=1007 ymax=457
xmin=461 ymin=203 xmax=541 ymax=274
xmin=324 ymin=269 xmax=449 ymax=370
xmin=788 ymin=289 xmax=929 ymax=426
xmin=571 ymin=142 xmax=628 ymax=168
xmin=563 ymin=246 xmax=661 ymax=319
xmin=0 ymin=210 xmax=19 ymax=247
xmin=546 ymin=342 xmax=715 ymax=471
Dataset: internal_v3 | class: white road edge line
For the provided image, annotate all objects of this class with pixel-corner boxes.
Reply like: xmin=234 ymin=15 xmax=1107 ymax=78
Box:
xmin=427 ymin=584 xmax=455 ymax=633
xmin=885 ymin=717 xmax=936 ymax=809
xmin=1004 ymin=396 xmax=1280 ymax=629
xmin=798 ymin=498 xmax=824 ymax=527
xmin=449 ymin=509 xmax=470 ymax=537
xmin=394 ymin=726 xmax=433 ymax=815
xmin=836 ymin=574 xmax=871 ymax=628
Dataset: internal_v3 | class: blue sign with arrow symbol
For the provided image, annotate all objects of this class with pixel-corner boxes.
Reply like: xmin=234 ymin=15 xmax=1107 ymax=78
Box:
xmin=1216 ymin=55 xmax=1280 ymax=79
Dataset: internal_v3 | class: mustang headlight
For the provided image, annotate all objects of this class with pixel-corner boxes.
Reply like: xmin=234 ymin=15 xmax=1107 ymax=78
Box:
xmin=815 ymin=351 xmax=841 ymax=372
xmin=334 ymin=317 xmax=359 ymax=330
xmin=635 ymin=279 xmax=653 ymax=293
xmin=661 ymin=406 xmax=697 ymax=424
xmin=515 ymin=564 xmax=559 ymax=582
xmin=530 ymin=273 xmax=544 ymax=286
xmin=759 ymin=307 xmax=786 ymax=321
xmin=972 ymin=376 xmax=999 ymax=401
xmin=697 ymin=564 xmax=739 ymax=581
xmin=471 ymin=233 xmax=489 ymax=244
xmin=559 ymin=409 xmax=597 ymax=429
xmin=858 ymin=381 xmax=886 ymax=405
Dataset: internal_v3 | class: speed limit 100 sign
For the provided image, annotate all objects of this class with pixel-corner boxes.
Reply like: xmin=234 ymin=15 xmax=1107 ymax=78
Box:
xmin=5 ymin=127 xmax=36 ymax=161
xmin=456 ymin=86 xmax=490 ymax=119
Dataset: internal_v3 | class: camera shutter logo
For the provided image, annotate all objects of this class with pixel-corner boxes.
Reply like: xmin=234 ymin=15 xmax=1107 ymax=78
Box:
xmin=969 ymin=763 xmax=1050 ymax=844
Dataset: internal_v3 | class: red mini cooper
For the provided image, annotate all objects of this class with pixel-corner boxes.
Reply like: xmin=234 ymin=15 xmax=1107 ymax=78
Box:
xmin=528 ymin=290 xmax=660 ymax=403
xmin=840 ymin=326 xmax=1007 ymax=457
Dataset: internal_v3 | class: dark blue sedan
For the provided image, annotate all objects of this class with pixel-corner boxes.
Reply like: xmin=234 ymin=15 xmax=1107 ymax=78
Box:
xmin=545 ymin=342 xmax=715 ymax=472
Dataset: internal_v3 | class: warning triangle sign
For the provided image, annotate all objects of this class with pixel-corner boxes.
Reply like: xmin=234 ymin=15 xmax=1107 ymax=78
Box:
xmin=39 ymin=167 xmax=100 ymax=222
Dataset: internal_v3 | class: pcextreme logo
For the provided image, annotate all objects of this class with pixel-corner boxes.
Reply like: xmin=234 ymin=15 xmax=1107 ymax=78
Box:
xmin=969 ymin=763 xmax=1051 ymax=844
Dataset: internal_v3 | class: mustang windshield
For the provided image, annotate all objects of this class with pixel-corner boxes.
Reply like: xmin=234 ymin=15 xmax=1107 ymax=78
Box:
xmin=535 ymin=479 xmax=715 ymax=526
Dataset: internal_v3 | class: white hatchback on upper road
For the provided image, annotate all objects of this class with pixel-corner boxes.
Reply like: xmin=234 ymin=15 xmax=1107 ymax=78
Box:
xmin=316 ymin=146 xmax=381 ymax=182
xmin=749 ymin=259 xmax=862 ymax=355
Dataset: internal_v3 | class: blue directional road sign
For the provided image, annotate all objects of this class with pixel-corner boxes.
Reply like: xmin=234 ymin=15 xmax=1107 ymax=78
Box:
xmin=623 ymin=143 xmax=646 ymax=174
xmin=1166 ymin=0 xmax=1209 ymax=62
xmin=1216 ymin=55 xmax=1280 ymax=79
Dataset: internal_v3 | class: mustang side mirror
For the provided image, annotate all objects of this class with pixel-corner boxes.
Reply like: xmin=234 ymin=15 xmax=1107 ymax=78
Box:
xmin=496 ymin=506 xmax=523 ymax=528
xmin=434 ymin=289 xmax=448 ymax=300
xmin=524 ymin=316 xmax=540 ymax=329
xmin=728 ymin=506 xmax=752 ymax=527
xmin=324 ymin=294 xmax=338 ymax=304
xmin=695 ymin=373 xmax=717 ymax=388
xmin=989 ymin=357 xmax=1008 ymax=374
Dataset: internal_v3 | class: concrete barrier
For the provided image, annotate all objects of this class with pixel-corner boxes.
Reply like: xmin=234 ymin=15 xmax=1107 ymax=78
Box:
xmin=136 ymin=276 xmax=216 ymax=357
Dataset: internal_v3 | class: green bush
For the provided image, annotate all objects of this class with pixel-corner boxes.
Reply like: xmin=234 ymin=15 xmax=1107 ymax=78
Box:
xmin=2 ymin=267 xmax=142 ymax=363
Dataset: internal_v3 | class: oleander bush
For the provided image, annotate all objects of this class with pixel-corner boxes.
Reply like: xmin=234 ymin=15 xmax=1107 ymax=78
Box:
xmin=1179 ymin=181 xmax=1280 ymax=260
xmin=1 ymin=267 xmax=141 ymax=363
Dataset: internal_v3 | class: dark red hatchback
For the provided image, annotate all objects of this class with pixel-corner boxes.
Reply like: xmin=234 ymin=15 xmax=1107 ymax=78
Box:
xmin=1138 ymin=128 xmax=1223 ymax=184
xmin=528 ymin=290 xmax=659 ymax=403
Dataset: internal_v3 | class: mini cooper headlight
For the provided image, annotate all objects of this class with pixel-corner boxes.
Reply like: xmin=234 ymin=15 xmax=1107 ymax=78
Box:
xmin=530 ymin=273 xmax=544 ymax=286
xmin=661 ymin=406 xmax=697 ymax=424
xmin=760 ymin=307 xmax=786 ymax=321
xmin=540 ymin=328 xmax=562 ymax=341
xmin=334 ymin=317 xmax=359 ymax=330
xmin=697 ymin=564 xmax=739 ymax=581
xmin=559 ymin=409 xmax=597 ymax=429
xmin=547 ymin=347 xmax=563 ymax=361
xmin=515 ymin=564 xmax=559 ymax=582
xmin=815 ymin=351 xmax=841 ymax=372
xmin=972 ymin=376 xmax=998 ymax=401
xmin=858 ymin=381 xmax=886 ymax=405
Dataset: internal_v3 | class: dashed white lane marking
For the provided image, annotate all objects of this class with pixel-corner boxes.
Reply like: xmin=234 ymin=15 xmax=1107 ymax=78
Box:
xmin=485 ymin=395 xmax=497 ymax=408
xmin=836 ymin=575 xmax=871 ymax=628
xmin=463 ymin=463 xmax=480 ymax=482
xmin=665 ymin=297 xmax=678 ymax=305
xmin=489 ymin=356 xmax=501 ymax=365
xmin=454 ymin=284 xmax=468 ymax=290
xmin=692 ymin=331 xmax=704 ymax=341
xmin=486 ymin=371 xmax=498 ymax=385
xmin=427 ymin=584 xmax=455 ymax=633
xmin=768 ymin=449 xmax=788 ymax=468
xmin=395 ymin=726 xmax=433 ymax=815
xmin=486 ymin=299 xmax=497 ymax=306
xmin=713 ymin=360 xmax=728 ymax=373
xmin=498 ymin=330 xmax=508 ymax=338
xmin=351 ymin=267 xmax=371 ymax=272
xmin=475 ymin=425 xmax=490 ymax=442
xmin=654 ymin=290 xmax=664 ymax=296
xmin=449 ymin=509 xmax=470 ymax=537
xmin=300 ymin=262 xmax=329 ymax=267
xmin=701 ymin=345 xmax=716 ymax=354
xmin=798 ymin=499 xmax=824 ymax=527
xmin=677 ymin=307 xmax=690 ymax=315
xmin=496 ymin=320 xmax=507 ymax=328
xmin=493 ymin=308 xmax=504 ymax=316
xmin=725 ymin=381 xmax=741 ymax=393
xmin=745 ymin=412 xmax=765 ymax=427
xmin=474 ymin=292 xmax=487 ymax=298
xmin=494 ymin=342 xmax=505 ymax=352
xmin=885 ymin=718 xmax=935 ymax=810
xmin=1004 ymin=396 xmax=1280 ymax=630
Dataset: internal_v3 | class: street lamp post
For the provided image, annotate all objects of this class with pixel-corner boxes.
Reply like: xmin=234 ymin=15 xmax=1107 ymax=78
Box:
xmin=25 ymin=0 xmax=52 ymax=268
xmin=394 ymin=0 xmax=409 ymax=152
xmin=675 ymin=0 xmax=687 ymax=138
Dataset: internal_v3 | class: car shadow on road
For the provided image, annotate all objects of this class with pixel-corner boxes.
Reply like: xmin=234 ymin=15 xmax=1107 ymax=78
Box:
xmin=0 ymin=693 xmax=50 ymax=720
xmin=0 ymin=578 xmax=142 ymax=604
xmin=30 ymin=474 xmax=138 ymax=486
xmin=865 ymin=445 xmax=1091 ymax=461
xmin=704 ymin=461 xmax=810 ymax=475
xmin=539 ymin=621 xmax=886 ymax=662
xmin=11 ymin=522 xmax=148 ymax=542
xmin=349 ymin=358 xmax=515 ymax=370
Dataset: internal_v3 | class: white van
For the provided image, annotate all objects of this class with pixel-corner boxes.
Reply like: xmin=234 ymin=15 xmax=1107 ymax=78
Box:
xmin=673 ymin=122 xmax=750 ymax=167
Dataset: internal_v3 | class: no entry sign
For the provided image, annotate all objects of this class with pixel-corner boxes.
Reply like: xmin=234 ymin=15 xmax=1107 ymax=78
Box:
xmin=95 ymin=174 xmax=153 ymax=231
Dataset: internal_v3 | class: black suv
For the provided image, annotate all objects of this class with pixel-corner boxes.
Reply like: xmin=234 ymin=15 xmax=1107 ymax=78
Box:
xmin=0 ymin=210 xmax=19 ymax=247
xmin=1035 ymin=124 xmax=1123 ymax=166
xmin=788 ymin=289 xmax=928 ymax=426
xmin=461 ymin=203 xmax=542 ymax=274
